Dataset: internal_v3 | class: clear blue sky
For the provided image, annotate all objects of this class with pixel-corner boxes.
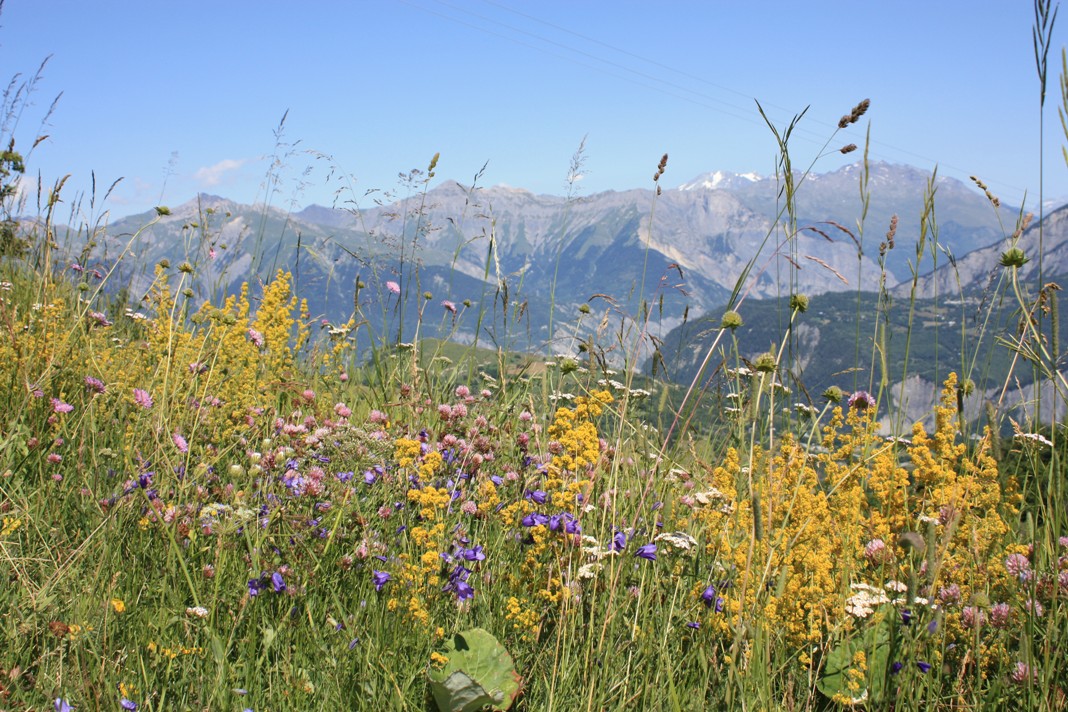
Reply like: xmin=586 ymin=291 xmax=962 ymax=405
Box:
xmin=3 ymin=1 xmax=1066 ymax=218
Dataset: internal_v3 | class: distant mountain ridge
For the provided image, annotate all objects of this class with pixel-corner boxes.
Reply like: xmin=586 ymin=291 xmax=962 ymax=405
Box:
xmin=87 ymin=161 xmax=1041 ymax=358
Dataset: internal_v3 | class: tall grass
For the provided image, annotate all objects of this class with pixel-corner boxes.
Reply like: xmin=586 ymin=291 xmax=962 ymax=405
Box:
xmin=1 ymin=6 xmax=1067 ymax=712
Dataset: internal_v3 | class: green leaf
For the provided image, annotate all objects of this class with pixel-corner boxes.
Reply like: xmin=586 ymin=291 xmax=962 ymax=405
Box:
xmin=817 ymin=616 xmax=891 ymax=706
xmin=427 ymin=628 xmax=521 ymax=712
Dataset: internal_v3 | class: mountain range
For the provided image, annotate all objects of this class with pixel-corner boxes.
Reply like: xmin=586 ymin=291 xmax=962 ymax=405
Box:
xmin=84 ymin=161 xmax=1038 ymax=354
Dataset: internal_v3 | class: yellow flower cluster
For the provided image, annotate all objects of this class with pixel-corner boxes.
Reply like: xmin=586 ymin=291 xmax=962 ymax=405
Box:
xmin=504 ymin=595 xmax=540 ymax=641
xmin=394 ymin=438 xmax=422 ymax=469
xmin=147 ymin=641 xmax=203 ymax=660
xmin=547 ymin=390 xmax=612 ymax=473
xmin=689 ymin=374 xmax=1020 ymax=655
xmin=407 ymin=486 xmax=451 ymax=521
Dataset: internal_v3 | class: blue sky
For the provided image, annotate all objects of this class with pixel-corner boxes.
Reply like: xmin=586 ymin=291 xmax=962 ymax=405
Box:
xmin=3 ymin=1 xmax=1066 ymax=218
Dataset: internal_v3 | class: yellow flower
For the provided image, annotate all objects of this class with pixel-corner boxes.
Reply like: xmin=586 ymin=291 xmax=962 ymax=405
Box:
xmin=0 ymin=516 xmax=21 ymax=537
xmin=110 ymin=598 xmax=126 ymax=614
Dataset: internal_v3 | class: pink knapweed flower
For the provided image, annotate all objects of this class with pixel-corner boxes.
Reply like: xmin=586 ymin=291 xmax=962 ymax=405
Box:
xmin=385 ymin=280 xmax=400 ymax=295
xmin=51 ymin=398 xmax=74 ymax=414
xmin=441 ymin=300 xmax=456 ymax=314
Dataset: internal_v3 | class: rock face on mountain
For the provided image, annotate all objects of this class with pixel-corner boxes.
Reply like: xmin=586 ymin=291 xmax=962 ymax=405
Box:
xmin=903 ymin=204 xmax=1068 ymax=299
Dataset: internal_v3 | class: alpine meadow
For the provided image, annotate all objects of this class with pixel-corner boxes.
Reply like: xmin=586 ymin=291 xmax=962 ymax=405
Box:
xmin=3 ymin=3 xmax=1068 ymax=711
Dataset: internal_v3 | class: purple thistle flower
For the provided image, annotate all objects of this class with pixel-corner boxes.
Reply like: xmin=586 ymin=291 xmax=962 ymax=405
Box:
xmin=372 ymin=570 xmax=391 ymax=592
xmin=84 ymin=375 xmax=106 ymax=394
xmin=635 ymin=543 xmax=657 ymax=561
xmin=271 ymin=571 xmax=286 ymax=593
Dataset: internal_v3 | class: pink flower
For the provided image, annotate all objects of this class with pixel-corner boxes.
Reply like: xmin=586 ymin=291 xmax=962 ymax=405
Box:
xmin=51 ymin=398 xmax=74 ymax=414
xmin=990 ymin=602 xmax=1011 ymax=628
xmin=85 ymin=376 xmax=106 ymax=393
xmin=385 ymin=281 xmax=400 ymax=295
xmin=441 ymin=300 xmax=457 ymax=314
xmin=460 ymin=500 xmax=478 ymax=515
xmin=1005 ymin=552 xmax=1031 ymax=579
xmin=172 ymin=433 xmax=189 ymax=453
xmin=848 ymin=390 xmax=876 ymax=411
xmin=248 ymin=329 xmax=265 ymax=348
xmin=47 ymin=453 xmax=62 ymax=464
xmin=937 ymin=584 xmax=961 ymax=605
xmin=1011 ymin=662 xmax=1037 ymax=684
xmin=437 ymin=404 xmax=453 ymax=420
xmin=302 ymin=389 xmax=316 ymax=402
xmin=339 ymin=372 xmax=349 ymax=382
xmin=961 ymin=606 xmax=986 ymax=628
xmin=455 ymin=385 xmax=471 ymax=398
xmin=133 ymin=388 xmax=153 ymax=409
xmin=334 ymin=403 xmax=352 ymax=419
xmin=864 ymin=538 xmax=890 ymax=564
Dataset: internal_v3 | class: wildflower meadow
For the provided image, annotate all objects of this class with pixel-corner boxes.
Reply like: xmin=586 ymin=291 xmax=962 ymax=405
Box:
xmin=2 ymin=6 xmax=1068 ymax=712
